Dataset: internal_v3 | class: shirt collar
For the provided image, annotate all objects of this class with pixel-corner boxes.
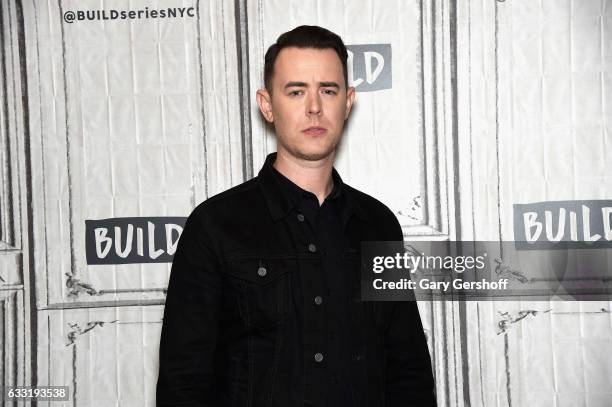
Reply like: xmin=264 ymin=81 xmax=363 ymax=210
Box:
xmin=257 ymin=152 xmax=368 ymax=224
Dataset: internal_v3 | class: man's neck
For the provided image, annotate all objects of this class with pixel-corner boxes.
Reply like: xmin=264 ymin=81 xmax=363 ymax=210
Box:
xmin=273 ymin=149 xmax=335 ymax=206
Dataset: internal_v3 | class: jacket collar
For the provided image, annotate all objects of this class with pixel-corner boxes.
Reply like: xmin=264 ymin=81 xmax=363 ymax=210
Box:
xmin=257 ymin=152 xmax=368 ymax=223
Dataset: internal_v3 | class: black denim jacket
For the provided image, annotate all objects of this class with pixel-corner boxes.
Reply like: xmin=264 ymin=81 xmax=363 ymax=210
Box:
xmin=156 ymin=153 xmax=436 ymax=406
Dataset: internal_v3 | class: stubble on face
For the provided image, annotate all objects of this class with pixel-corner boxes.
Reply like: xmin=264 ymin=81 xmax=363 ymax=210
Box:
xmin=283 ymin=135 xmax=340 ymax=162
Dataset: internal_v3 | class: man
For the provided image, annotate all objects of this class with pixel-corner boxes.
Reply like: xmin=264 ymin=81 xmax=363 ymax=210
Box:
xmin=157 ymin=25 xmax=436 ymax=406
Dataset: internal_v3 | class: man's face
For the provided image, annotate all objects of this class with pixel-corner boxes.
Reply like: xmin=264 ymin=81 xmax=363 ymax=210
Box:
xmin=256 ymin=47 xmax=355 ymax=161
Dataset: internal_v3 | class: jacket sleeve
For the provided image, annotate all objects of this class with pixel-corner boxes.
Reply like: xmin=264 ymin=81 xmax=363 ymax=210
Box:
xmin=384 ymin=300 xmax=437 ymax=406
xmin=384 ymin=218 xmax=437 ymax=406
xmin=156 ymin=210 xmax=224 ymax=407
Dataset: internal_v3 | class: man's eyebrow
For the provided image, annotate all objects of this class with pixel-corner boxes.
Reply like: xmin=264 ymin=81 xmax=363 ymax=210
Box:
xmin=285 ymin=81 xmax=308 ymax=88
xmin=284 ymin=81 xmax=340 ymax=89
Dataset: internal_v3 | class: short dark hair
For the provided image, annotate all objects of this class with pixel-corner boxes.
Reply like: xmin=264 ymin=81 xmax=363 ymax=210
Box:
xmin=264 ymin=25 xmax=348 ymax=91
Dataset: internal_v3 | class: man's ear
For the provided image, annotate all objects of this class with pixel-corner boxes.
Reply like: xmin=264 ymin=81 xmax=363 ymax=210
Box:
xmin=256 ymin=89 xmax=274 ymax=123
xmin=344 ymin=86 xmax=356 ymax=120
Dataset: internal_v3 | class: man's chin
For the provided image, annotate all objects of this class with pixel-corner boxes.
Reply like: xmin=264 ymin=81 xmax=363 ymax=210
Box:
xmin=292 ymin=150 xmax=334 ymax=161
xmin=283 ymin=142 xmax=340 ymax=162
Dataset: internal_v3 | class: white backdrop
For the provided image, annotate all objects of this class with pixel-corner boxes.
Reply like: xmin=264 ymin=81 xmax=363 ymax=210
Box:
xmin=0 ymin=0 xmax=610 ymax=406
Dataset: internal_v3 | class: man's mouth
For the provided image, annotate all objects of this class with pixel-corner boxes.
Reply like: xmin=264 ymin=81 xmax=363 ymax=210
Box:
xmin=302 ymin=126 xmax=327 ymax=136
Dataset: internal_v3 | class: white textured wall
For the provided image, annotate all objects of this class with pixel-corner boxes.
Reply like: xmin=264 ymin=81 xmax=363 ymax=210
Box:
xmin=0 ymin=0 xmax=609 ymax=406
xmin=461 ymin=1 xmax=612 ymax=406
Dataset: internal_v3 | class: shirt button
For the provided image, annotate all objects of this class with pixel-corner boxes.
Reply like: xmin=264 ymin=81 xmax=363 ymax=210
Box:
xmin=257 ymin=266 xmax=267 ymax=277
xmin=308 ymin=243 xmax=317 ymax=253
xmin=297 ymin=213 xmax=305 ymax=222
xmin=314 ymin=352 xmax=324 ymax=363
xmin=314 ymin=296 xmax=323 ymax=305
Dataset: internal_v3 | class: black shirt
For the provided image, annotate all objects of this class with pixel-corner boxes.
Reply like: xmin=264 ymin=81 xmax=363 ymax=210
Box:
xmin=157 ymin=152 xmax=437 ymax=407
xmin=270 ymin=165 xmax=354 ymax=405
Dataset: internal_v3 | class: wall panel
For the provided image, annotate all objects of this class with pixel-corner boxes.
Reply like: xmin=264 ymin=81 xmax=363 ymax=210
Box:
xmin=36 ymin=305 xmax=164 ymax=407
xmin=459 ymin=1 xmax=612 ymax=406
xmin=0 ymin=289 xmax=25 ymax=399
xmin=23 ymin=0 xmax=244 ymax=307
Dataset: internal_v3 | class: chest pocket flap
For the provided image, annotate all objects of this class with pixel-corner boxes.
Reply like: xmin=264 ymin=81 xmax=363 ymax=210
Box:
xmin=226 ymin=257 xmax=296 ymax=329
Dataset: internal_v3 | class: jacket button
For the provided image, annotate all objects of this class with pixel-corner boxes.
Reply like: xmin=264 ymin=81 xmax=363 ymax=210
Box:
xmin=297 ymin=213 xmax=305 ymax=222
xmin=314 ymin=296 xmax=323 ymax=305
xmin=308 ymin=243 xmax=317 ymax=253
xmin=257 ymin=266 xmax=267 ymax=277
xmin=314 ymin=352 xmax=324 ymax=363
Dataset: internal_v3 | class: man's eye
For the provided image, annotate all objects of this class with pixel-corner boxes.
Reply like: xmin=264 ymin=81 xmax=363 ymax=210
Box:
xmin=322 ymin=89 xmax=337 ymax=95
xmin=289 ymin=90 xmax=303 ymax=96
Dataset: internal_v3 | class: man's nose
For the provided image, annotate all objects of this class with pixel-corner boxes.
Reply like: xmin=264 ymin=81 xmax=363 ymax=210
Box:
xmin=306 ymin=93 xmax=322 ymax=116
